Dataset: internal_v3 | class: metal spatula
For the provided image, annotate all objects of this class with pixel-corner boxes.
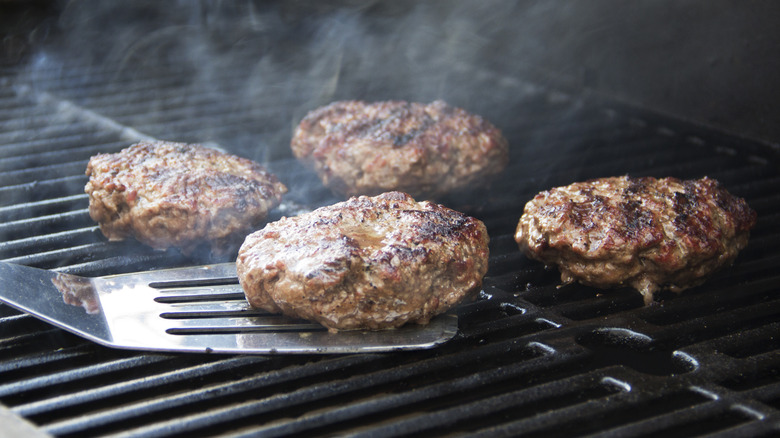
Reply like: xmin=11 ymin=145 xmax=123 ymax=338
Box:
xmin=0 ymin=261 xmax=458 ymax=354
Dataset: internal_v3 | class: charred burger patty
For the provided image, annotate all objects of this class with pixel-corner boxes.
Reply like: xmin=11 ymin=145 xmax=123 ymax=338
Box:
xmin=291 ymin=100 xmax=509 ymax=199
xmin=85 ymin=141 xmax=287 ymax=255
xmin=515 ymin=176 xmax=756 ymax=303
xmin=237 ymin=191 xmax=489 ymax=331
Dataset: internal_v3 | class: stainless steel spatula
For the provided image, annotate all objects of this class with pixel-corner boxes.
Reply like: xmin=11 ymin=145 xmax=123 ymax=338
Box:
xmin=0 ymin=261 xmax=458 ymax=354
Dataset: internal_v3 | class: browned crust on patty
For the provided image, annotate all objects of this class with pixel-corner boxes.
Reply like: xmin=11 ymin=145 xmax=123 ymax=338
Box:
xmin=85 ymin=141 xmax=287 ymax=255
xmin=291 ymin=100 xmax=509 ymax=199
xmin=237 ymin=191 xmax=489 ymax=331
xmin=515 ymin=176 xmax=756 ymax=303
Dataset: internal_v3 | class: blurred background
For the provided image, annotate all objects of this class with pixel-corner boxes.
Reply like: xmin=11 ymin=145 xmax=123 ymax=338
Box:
xmin=3 ymin=0 xmax=779 ymax=153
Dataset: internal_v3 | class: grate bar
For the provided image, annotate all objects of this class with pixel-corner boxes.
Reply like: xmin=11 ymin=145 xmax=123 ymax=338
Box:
xmin=13 ymin=356 xmax=267 ymax=418
xmin=0 ymin=355 xmax=172 ymax=398
xmin=40 ymin=354 xmax=383 ymax=436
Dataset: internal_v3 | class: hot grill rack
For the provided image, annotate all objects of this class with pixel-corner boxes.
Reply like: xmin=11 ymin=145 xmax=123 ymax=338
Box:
xmin=1 ymin=56 xmax=779 ymax=437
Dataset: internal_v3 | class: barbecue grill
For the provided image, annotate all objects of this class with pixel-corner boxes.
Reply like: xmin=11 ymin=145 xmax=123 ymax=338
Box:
xmin=2 ymin=2 xmax=779 ymax=437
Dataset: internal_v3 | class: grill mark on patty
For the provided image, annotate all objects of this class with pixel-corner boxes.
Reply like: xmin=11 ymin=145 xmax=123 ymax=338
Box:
xmin=405 ymin=208 xmax=477 ymax=243
xmin=391 ymin=123 xmax=431 ymax=147
xmin=348 ymin=103 xmax=437 ymax=148
xmin=566 ymin=189 xmax=606 ymax=231
xmin=622 ymin=200 xmax=649 ymax=236
xmin=672 ymin=190 xmax=693 ymax=230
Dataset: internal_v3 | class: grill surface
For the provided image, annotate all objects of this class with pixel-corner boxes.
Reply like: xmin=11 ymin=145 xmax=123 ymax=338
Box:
xmin=2 ymin=4 xmax=780 ymax=437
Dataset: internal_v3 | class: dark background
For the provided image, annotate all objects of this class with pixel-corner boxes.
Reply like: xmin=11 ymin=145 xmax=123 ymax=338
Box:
xmin=3 ymin=0 xmax=779 ymax=149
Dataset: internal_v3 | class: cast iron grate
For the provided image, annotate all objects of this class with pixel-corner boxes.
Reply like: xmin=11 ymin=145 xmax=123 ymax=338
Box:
xmin=1 ymin=55 xmax=779 ymax=437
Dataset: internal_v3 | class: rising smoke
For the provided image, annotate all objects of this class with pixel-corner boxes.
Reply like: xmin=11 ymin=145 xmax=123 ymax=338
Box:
xmin=21 ymin=1 xmax=562 ymax=162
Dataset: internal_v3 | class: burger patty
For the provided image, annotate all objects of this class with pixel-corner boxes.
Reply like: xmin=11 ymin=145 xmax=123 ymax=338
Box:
xmin=515 ymin=176 xmax=756 ymax=303
xmin=291 ymin=100 xmax=509 ymax=199
xmin=85 ymin=141 xmax=287 ymax=256
xmin=237 ymin=191 xmax=489 ymax=331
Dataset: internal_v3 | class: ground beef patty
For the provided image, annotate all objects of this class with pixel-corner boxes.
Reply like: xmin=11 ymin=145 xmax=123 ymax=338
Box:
xmin=237 ymin=191 xmax=489 ymax=331
xmin=85 ymin=141 xmax=287 ymax=256
xmin=515 ymin=176 xmax=756 ymax=304
xmin=291 ymin=100 xmax=509 ymax=199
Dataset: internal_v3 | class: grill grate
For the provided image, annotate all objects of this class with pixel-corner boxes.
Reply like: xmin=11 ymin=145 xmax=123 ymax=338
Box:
xmin=1 ymin=51 xmax=780 ymax=437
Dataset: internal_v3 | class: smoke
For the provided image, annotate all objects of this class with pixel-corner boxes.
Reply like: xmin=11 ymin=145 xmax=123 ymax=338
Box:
xmin=2 ymin=1 xmax=610 ymax=265
xmin=10 ymin=1 xmax=588 ymax=216
xmin=19 ymin=1 xmax=565 ymax=158
xmin=6 ymin=0 xmax=777 ymax=269
xmin=18 ymin=0 xmax=780 ymax=158
xmin=16 ymin=1 xmax=606 ymax=203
